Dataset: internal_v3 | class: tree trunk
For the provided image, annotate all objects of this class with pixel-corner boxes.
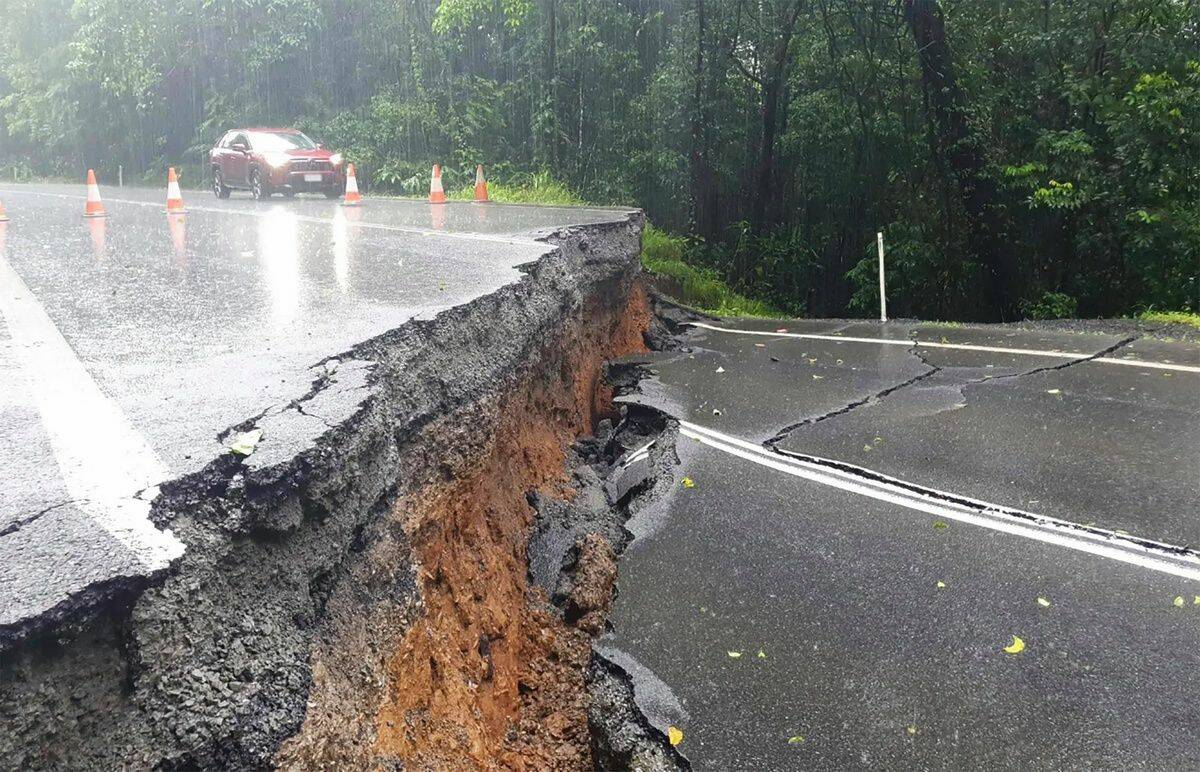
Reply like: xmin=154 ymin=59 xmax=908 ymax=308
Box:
xmin=690 ymin=0 xmax=718 ymax=241
xmin=749 ymin=1 xmax=804 ymax=236
xmin=904 ymin=0 xmax=1017 ymax=319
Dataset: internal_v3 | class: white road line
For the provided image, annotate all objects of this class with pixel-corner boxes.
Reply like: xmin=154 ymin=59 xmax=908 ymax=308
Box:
xmin=621 ymin=441 xmax=654 ymax=467
xmin=0 ymin=188 xmax=551 ymax=249
xmin=0 ymin=252 xmax=184 ymax=566
xmin=678 ymin=419 xmax=1200 ymax=581
xmin=689 ymin=321 xmax=1200 ymax=373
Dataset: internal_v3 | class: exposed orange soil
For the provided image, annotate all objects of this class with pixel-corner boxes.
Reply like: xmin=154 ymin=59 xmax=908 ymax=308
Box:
xmin=280 ymin=279 xmax=650 ymax=770
xmin=375 ymin=282 xmax=649 ymax=770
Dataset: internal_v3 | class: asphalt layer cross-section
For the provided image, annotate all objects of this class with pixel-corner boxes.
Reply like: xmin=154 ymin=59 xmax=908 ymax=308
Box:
xmin=0 ymin=182 xmax=630 ymax=637
xmin=608 ymin=317 xmax=1200 ymax=769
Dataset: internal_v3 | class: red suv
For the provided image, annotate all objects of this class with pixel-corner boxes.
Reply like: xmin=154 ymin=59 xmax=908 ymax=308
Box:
xmin=209 ymin=128 xmax=345 ymax=200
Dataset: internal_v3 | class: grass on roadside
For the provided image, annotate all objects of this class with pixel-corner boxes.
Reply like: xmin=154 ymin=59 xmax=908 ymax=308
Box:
xmin=448 ymin=170 xmax=584 ymax=206
xmin=641 ymin=225 xmax=781 ymax=318
xmin=1138 ymin=310 xmax=1200 ymax=329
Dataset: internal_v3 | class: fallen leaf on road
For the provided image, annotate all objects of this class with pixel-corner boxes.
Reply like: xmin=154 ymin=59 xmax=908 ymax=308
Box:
xmin=863 ymin=444 xmax=872 ymax=452
xmin=812 ymin=374 xmax=824 ymax=380
xmin=681 ymin=477 xmax=695 ymax=489
xmin=936 ymin=581 xmax=946 ymax=589
xmin=228 ymin=428 xmax=263 ymax=456
xmin=1046 ymin=389 xmax=1061 ymax=395
xmin=807 ymin=358 xmax=817 ymax=364
xmin=757 ymin=649 xmax=766 ymax=659
xmin=907 ymin=725 xmax=918 ymax=736
xmin=836 ymin=358 xmax=844 ymax=365
xmin=787 ymin=736 xmax=805 ymax=744
xmin=716 ymin=366 xmax=725 ymax=373
xmin=1173 ymin=596 xmax=1185 ymax=607
xmin=727 ymin=651 xmax=742 ymax=659
xmin=1003 ymin=635 xmax=1026 ymax=654
xmin=712 ymin=408 xmax=722 ymax=416
xmin=668 ymin=726 xmax=684 ymax=746
xmin=932 ymin=520 xmax=948 ymax=530
xmin=1194 ymin=596 xmax=1200 ymax=605
xmin=1037 ymin=597 xmax=1051 ymax=607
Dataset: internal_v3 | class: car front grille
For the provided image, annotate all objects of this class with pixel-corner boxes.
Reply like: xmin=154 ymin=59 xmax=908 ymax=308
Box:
xmin=291 ymin=159 xmax=332 ymax=172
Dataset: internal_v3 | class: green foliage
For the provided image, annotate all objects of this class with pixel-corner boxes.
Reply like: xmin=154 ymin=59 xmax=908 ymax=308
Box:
xmin=1138 ymin=310 xmax=1200 ymax=329
xmin=447 ymin=170 xmax=584 ymax=205
xmin=641 ymin=226 xmax=779 ymax=317
xmin=847 ymin=221 xmax=977 ymax=320
xmin=1021 ymin=292 xmax=1079 ymax=320
xmin=0 ymin=0 xmax=1195 ymax=322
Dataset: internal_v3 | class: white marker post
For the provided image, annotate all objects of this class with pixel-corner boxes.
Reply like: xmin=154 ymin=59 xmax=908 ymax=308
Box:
xmin=876 ymin=231 xmax=887 ymax=322
xmin=118 ymin=165 xmax=123 ymax=188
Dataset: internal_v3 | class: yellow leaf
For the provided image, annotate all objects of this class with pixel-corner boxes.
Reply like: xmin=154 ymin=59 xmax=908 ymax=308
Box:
xmin=1003 ymin=635 xmax=1026 ymax=654
xmin=228 ymin=428 xmax=263 ymax=456
xmin=936 ymin=581 xmax=946 ymax=589
xmin=681 ymin=477 xmax=695 ymax=489
xmin=1173 ymin=595 xmax=1184 ymax=607
xmin=757 ymin=649 xmax=767 ymax=659
xmin=668 ymin=726 xmax=684 ymax=746
xmin=863 ymin=444 xmax=872 ymax=452
xmin=727 ymin=651 xmax=742 ymax=659
xmin=787 ymin=735 xmax=805 ymax=744
xmin=1037 ymin=597 xmax=1051 ymax=607
xmin=932 ymin=520 xmax=948 ymax=530
xmin=1194 ymin=596 xmax=1200 ymax=605
xmin=1046 ymin=389 xmax=1061 ymax=395
xmin=906 ymin=725 xmax=918 ymax=735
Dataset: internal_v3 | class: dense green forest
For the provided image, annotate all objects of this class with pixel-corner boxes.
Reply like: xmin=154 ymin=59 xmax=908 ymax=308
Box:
xmin=1 ymin=0 xmax=1196 ymax=320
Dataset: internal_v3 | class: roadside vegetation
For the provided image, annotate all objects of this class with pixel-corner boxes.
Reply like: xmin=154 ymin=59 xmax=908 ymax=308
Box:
xmin=1 ymin=0 xmax=1194 ymax=323
xmin=640 ymin=226 xmax=780 ymax=318
xmin=1138 ymin=310 xmax=1200 ymax=330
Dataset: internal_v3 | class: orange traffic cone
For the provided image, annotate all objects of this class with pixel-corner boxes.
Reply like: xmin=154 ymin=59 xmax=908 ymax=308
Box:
xmin=83 ymin=169 xmax=107 ymax=218
xmin=343 ymin=163 xmax=362 ymax=206
xmin=0 ymin=199 xmax=9 ymax=222
xmin=473 ymin=165 xmax=489 ymax=202
xmin=429 ymin=164 xmax=446 ymax=204
xmin=165 ymin=167 xmax=186 ymax=214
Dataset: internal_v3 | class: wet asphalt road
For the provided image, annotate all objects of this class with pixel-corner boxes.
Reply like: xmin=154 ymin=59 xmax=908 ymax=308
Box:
xmin=609 ymin=319 xmax=1200 ymax=769
xmin=0 ymin=182 xmax=629 ymax=636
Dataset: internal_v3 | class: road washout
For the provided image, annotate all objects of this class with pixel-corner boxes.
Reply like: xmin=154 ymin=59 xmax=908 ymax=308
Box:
xmin=0 ymin=213 xmax=689 ymax=769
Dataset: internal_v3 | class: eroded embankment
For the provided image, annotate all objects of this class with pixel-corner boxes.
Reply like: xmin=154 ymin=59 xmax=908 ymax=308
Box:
xmin=280 ymin=282 xmax=654 ymax=769
xmin=0 ymin=214 xmax=683 ymax=770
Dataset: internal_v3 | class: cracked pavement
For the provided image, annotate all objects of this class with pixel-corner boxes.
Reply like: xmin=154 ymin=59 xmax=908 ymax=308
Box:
xmin=0 ymin=183 xmax=632 ymax=639
xmin=607 ymin=316 xmax=1200 ymax=769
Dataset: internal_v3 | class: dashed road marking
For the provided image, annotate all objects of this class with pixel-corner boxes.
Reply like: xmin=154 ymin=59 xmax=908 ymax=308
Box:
xmin=689 ymin=322 xmax=1200 ymax=373
xmin=679 ymin=420 xmax=1200 ymax=581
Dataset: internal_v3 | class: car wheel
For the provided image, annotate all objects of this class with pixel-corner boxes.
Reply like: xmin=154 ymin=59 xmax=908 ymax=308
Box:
xmin=250 ymin=169 xmax=271 ymax=200
xmin=212 ymin=167 xmax=230 ymax=199
xmin=282 ymin=189 xmax=297 ymax=198
xmin=323 ymin=188 xmax=340 ymax=199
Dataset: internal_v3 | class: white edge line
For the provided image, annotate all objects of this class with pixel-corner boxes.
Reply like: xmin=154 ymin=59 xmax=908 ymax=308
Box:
xmin=688 ymin=322 xmax=1200 ymax=374
xmin=677 ymin=421 xmax=1200 ymax=581
xmin=682 ymin=420 xmax=1196 ymax=557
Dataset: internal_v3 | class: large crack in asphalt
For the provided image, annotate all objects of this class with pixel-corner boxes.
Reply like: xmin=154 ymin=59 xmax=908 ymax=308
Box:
xmin=0 ymin=214 xmax=690 ymax=770
xmin=763 ymin=340 xmax=943 ymax=449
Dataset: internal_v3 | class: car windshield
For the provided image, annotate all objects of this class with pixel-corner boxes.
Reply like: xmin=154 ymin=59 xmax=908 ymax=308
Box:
xmin=250 ymin=131 xmax=317 ymax=151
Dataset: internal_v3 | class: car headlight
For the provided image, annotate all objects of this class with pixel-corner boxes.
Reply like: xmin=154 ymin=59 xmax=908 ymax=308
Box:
xmin=330 ymin=153 xmax=343 ymax=167
xmin=265 ymin=152 xmax=290 ymax=168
